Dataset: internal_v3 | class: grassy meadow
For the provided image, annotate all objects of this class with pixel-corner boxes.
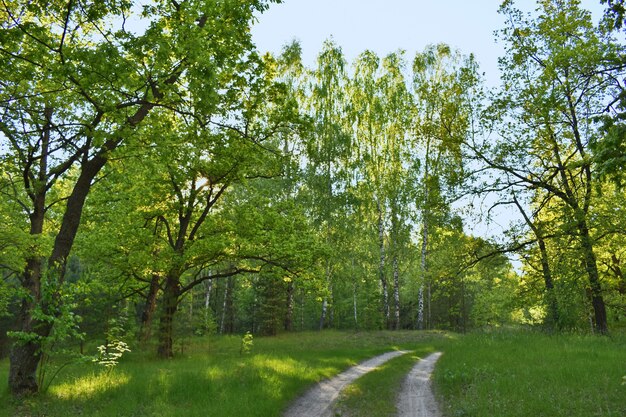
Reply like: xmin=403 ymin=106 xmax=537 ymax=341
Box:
xmin=435 ymin=331 xmax=626 ymax=417
xmin=0 ymin=330 xmax=447 ymax=417
xmin=1 ymin=330 xmax=625 ymax=417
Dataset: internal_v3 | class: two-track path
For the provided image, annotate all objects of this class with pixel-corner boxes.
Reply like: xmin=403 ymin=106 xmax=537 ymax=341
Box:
xmin=283 ymin=350 xmax=443 ymax=417
xmin=397 ymin=351 xmax=443 ymax=417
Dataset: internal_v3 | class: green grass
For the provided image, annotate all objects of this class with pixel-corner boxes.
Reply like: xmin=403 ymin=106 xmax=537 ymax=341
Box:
xmin=333 ymin=347 xmax=437 ymax=417
xmin=3 ymin=330 xmax=625 ymax=417
xmin=434 ymin=330 xmax=626 ymax=417
xmin=0 ymin=330 xmax=449 ymax=417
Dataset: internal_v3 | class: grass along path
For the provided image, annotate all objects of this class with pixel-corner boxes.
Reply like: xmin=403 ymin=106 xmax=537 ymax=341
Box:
xmin=2 ymin=330 xmax=625 ymax=416
xmin=0 ymin=330 xmax=448 ymax=417
xmin=434 ymin=331 xmax=626 ymax=417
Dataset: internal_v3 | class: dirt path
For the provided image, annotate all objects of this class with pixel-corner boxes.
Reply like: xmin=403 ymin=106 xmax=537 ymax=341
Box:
xmin=396 ymin=351 xmax=443 ymax=417
xmin=283 ymin=350 xmax=409 ymax=417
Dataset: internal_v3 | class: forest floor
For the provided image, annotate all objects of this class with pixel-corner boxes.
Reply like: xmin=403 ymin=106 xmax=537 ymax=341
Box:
xmin=283 ymin=350 xmax=443 ymax=417
xmin=2 ymin=330 xmax=625 ymax=416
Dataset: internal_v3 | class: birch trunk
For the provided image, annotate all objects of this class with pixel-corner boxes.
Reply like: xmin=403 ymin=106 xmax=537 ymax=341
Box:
xmin=377 ymin=199 xmax=389 ymax=328
xmin=393 ymin=254 xmax=400 ymax=330
xmin=417 ymin=207 xmax=428 ymax=330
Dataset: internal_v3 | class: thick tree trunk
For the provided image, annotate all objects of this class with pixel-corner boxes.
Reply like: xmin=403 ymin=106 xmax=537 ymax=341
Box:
xmin=10 ymin=116 xmax=51 ymax=395
xmin=284 ymin=280 xmax=294 ymax=331
xmin=157 ymin=274 xmax=181 ymax=358
xmin=139 ymin=273 xmax=161 ymax=342
xmin=11 ymin=154 xmax=108 ymax=395
xmin=578 ymin=220 xmax=608 ymax=334
xmin=9 ymin=261 xmax=49 ymax=396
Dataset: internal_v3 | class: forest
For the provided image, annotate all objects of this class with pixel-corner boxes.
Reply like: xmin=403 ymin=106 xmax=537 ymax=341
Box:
xmin=1 ymin=0 xmax=626 ymax=403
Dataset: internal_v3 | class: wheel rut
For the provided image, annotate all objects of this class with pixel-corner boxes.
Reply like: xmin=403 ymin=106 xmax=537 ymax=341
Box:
xmin=282 ymin=350 xmax=443 ymax=417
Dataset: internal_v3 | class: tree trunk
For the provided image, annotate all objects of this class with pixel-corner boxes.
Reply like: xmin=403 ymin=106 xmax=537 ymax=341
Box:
xmin=578 ymin=219 xmax=608 ymax=334
xmin=8 ymin=335 xmax=45 ymax=396
xmin=220 ymin=278 xmax=229 ymax=334
xmin=204 ymin=277 xmax=213 ymax=324
xmin=157 ymin=273 xmax=181 ymax=358
xmin=537 ymin=237 xmax=559 ymax=329
xmin=417 ymin=209 xmax=428 ymax=330
xmin=319 ymin=261 xmax=332 ymax=330
xmin=284 ymin=280 xmax=294 ymax=331
xmin=392 ymin=254 xmax=400 ymax=330
xmin=11 ymin=154 xmax=109 ymax=395
xmin=377 ymin=200 xmax=389 ymax=328
xmin=139 ymin=273 xmax=161 ymax=342
xmin=353 ymin=266 xmax=359 ymax=330
xmin=512 ymin=194 xmax=559 ymax=329
xmin=9 ymin=261 xmax=50 ymax=396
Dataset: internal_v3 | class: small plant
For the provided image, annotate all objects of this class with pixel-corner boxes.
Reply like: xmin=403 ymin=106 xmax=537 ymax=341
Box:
xmin=93 ymin=316 xmax=131 ymax=371
xmin=240 ymin=331 xmax=254 ymax=355
xmin=94 ymin=339 xmax=131 ymax=369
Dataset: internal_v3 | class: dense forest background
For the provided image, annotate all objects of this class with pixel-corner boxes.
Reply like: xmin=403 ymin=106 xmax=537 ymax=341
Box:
xmin=1 ymin=0 xmax=626 ymax=396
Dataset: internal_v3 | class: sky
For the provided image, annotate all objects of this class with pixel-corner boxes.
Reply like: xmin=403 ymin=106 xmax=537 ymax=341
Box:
xmin=251 ymin=0 xmax=606 ymax=88
xmin=251 ymin=0 xmax=607 ymax=240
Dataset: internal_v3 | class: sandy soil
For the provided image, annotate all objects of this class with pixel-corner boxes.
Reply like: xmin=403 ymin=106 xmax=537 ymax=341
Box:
xmin=282 ymin=350 xmax=409 ymax=417
xmin=282 ymin=350 xmax=443 ymax=417
xmin=396 ymin=352 xmax=443 ymax=417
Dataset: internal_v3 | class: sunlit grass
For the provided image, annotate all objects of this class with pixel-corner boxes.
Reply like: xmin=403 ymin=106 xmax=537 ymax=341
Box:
xmin=434 ymin=331 xmax=626 ymax=417
xmin=0 ymin=330 xmax=449 ymax=417
xmin=3 ymin=330 xmax=625 ymax=417
xmin=49 ymin=370 xmax=130 ymax=400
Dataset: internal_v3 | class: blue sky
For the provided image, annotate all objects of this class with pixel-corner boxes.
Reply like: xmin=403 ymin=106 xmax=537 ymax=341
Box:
xmin=252 ymin=0 xmax=605 ymax=88
xmin=251 ymin=0 xmax=607 ymax=239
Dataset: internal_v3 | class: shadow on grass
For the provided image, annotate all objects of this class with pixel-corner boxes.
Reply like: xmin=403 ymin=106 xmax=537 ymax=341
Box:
xmin=1 ymin=330 xmax=453 ymax=417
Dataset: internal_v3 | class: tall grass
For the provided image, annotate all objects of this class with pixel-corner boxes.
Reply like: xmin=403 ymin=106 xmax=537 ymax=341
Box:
xmin=434 ymin=331 xmax=626 ymax=417
xmin=3 ymin=330 xmax=624 ymax=417
xmin=0 ymin=330 xmax=448 ymax=417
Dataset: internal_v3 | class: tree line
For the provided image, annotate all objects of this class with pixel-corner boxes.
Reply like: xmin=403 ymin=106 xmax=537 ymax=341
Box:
xmin=1 ymin=0 xmax=625 ymax=396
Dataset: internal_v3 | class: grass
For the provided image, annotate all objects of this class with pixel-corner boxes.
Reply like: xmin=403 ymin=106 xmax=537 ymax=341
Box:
xmin=2 ymin=330 xmax=625 ymax=417
xmin=434 ymin=330 xmax=626 ymax=417
xmin=0 ymin=330 xmax=449 ymax=417
xmin=333 ymin=347 xmax=437 ymax=417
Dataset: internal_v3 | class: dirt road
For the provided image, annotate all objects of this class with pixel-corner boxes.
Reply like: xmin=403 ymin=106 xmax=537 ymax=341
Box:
xmin=396 ymin=352 xmax=443 ymax=417
xmin=283 ymin=350 xmax=408 ymax=417
xmin=282 ymin=350 xmax=443 ymax=417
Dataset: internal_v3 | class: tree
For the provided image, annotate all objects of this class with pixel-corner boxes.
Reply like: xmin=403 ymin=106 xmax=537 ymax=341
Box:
xmin=0 ymin=0 xmax=278 ymax=395
xmin=411 ymin=44 xmax=480 ymax=329
xmin=472 ymin=0 xmax=626 ymax=333
xmin=305 ymin=40 xmax=351 ymax=329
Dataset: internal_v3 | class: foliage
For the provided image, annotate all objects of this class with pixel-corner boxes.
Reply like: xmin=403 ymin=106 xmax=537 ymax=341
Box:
xmin=239 ymin=331 xmax=254 ymax=355
xmin=93 ymin=340 xmax=131 ymax=370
